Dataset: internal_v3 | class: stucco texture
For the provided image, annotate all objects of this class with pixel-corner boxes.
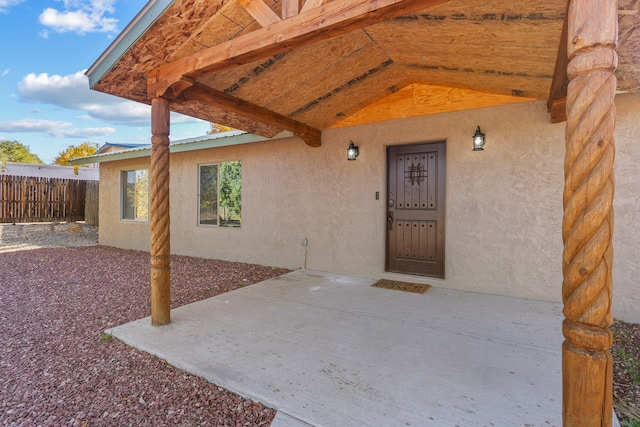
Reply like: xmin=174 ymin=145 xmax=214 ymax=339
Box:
xmin=98 ymin=94 xmax=640 ymax=323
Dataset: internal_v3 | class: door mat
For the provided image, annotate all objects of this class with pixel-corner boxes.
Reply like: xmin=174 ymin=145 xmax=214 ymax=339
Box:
xmin=371 ymin=279 xmax=431 ymax=294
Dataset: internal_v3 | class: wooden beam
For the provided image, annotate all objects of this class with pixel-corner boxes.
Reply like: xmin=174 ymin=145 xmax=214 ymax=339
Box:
xmin=548 ymin=96 xmax=566 ymax=124
xmin=238 ymin=0 xmax=282 ymax=27
xmin=148 ymin=0 xmax=452 ymax=99
xmin=299 ymin=0 xmax=326 ymax=13
xmin=281 ymin=0 xmax=300 ymax=19
xmin=547 ymin=3 xmax=570 ymax=123
xmin=179 ymin=81 xmax=322 ymax=147
xmin=150 ymin=97 xmax=171 ymax=326
xmin=562 ymin=0 xmax=618 ymax=424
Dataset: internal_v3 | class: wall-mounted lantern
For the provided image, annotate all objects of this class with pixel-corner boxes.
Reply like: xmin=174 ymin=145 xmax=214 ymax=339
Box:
xmin=473 ymin=126 xmax=486 ymax=151
xmin=347 ymin=141 xmax=360 ymax=161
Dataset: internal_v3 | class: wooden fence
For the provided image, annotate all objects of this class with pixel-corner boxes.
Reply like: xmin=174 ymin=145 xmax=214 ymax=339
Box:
xmin=0 ymin=175 xmax=98 ymax=223
xmin=84 ymin=180 xmax=99 ymax=226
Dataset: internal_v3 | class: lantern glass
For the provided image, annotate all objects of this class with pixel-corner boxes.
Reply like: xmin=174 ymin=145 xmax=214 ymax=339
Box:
xmin=473 ymin=126 xmax=485 ymax=151
xmin=347 ymin=141 xmax=359 ymax=160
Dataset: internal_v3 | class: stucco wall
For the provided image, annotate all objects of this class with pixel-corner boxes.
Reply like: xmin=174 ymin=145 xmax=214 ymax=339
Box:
xmin=99 ymin=157 xmax=151 ymax=252
xmin=99 ymin=94 xmax=640 ymax=322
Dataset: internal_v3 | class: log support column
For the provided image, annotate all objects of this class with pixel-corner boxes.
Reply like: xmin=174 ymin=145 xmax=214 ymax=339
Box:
xmin=150 ymin=97 xmax=171 ymax=326
xmin=562 ymin=0 xmax=617 ymax=425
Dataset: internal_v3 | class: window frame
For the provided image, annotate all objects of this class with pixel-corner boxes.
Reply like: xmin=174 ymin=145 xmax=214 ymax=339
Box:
xmin=197 ymin=161 xmax=242 ymax=228
xmin=120 ymin=169 xmax=149 ymax=222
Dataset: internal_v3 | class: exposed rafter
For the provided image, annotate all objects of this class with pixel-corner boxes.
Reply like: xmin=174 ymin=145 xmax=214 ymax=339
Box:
xmin=547 ymin=4 xmax=570 ymax=123
xmin=238 ymin=0 xmax=282 ymax=27
xmin=147 ymin=0 xmax=452 ymax=100
xmin=281 ymin=0 xmax=300 ymax=19
xmin=176 ymin=81 xmax=322 ymax=147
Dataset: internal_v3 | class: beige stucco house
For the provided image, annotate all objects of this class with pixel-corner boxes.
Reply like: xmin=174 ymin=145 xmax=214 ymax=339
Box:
xmin=74 ymin=0 xmax=640 ymax=421
xmin=80 ymin=92 xmax=639 ymax=323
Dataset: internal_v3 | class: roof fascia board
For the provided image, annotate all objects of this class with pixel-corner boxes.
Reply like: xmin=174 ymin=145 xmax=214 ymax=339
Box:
xmin=70 ymin=147 xmax=152 ymax=165
xmin=169 ymin=131 xmax=293 ymax=153
xmin=86 ymin=0 xmax=174 ymax=88
xmin=70 ymin=131 xmax=295 ymax=165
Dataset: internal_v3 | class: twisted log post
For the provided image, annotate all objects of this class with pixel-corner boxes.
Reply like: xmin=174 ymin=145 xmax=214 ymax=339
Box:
xmin=150 ymin=97 xmax=171 ymax=326
xmin=562 ymin=0 xmax=617 ymax=424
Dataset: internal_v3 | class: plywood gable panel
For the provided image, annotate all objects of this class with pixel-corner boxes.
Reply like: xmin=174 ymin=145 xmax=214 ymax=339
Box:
xmin=259 ymin=43 xmax=399 ymax=121
xmin=379 ymin=41 xmax=556 ymax=98
xmin=93 ymin=0 xmax=227 ymax=102
xmin=401 ymin=64 xmax=551 ymax=99
xmin=367 ymin=19 xmax=564 ymax=50
xmin=202 ymin=31 xmax=375 ymax=105
xmin=188 ymin=13 xmax=245 ymax=49
xmin=332 ymin=83 xmax=535 ymax=127
xmin=292 ymin=65 xmax=408 ymax=128
xmin=405 ymin=0 xmax=567 ymax=20
xmin=332 ymin=80 xmax=414 ymax=123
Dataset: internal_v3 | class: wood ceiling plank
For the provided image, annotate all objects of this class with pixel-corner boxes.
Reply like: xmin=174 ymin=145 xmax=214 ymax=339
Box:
xmin=238 ymin=0 xmax=282 ymax=27
xmin=264 ymin=43 xmax=394 ymax=115
xmin=148 ymin=0 xmax=453 ymax=98
xmin=366 ymin=19 xmax=564 ymax=49
xmin=380 ymin=41 xmax=558 ymax=83
xmin=256 ymin=44 xmax=405 ymax=128
xmin=203 ymin=31 xmax=375 ymax=105
xmin=189 ymin=13 xmax=245 ymax=49
xmin=405 ymin=0 xmax=567 ymax=19
xmin=297 ymin=65 xmax=407 ymax=128
xmin=180 ymin=82 xmax=322 ymax=146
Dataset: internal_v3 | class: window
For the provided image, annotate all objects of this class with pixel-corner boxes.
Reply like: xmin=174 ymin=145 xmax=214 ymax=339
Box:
xmin=121 ymin=169 xmax=149 ymax=221
xmin=199 ymin=161 xmax=241 ymax=227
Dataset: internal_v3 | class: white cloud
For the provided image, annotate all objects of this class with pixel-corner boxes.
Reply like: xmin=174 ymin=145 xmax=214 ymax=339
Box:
xmin=39 ymin=0 xmax=118 ymax=34
xmin=0 ymin=118 xmax=115 ymax=138
xmin=1 ymin=69 xmax=9 ymax=77
xmin=0 ymin=118 xmax=72 ymax=132
xmin=52 ymin=126 xmax=117 ymax=138
xmin=18 ymin=70 xmax=150 ymax=125
xmin=17 ymin=70 xmax=204 ymax=126
xmin=0 ymin=0 xmax=24 ymax=13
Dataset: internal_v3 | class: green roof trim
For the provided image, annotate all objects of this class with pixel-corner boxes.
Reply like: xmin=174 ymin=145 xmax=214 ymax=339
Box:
xmin=69 ymin=131 xmax=295 ymax=165
xmin=85 ymin=0 xmax=174 ymax=88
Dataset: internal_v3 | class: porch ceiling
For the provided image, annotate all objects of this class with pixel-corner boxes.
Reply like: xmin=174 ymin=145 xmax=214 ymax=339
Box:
xmin=89 ymin=0 xmax=640 ymax=142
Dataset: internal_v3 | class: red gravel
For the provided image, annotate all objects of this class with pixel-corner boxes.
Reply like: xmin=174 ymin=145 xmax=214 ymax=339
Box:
xmin=0 ymin=246 xmax=290 ymax=426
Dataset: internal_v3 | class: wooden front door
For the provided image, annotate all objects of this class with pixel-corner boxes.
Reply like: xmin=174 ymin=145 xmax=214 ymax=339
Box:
xmin=386 ymin=142 xmax=446 ymax=278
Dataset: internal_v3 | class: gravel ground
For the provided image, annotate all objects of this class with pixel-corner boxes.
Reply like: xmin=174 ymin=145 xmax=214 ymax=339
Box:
xmin=0 ymin=223 xmax=289 ymax=426
xmin=1 ymin=223 xmax=637 ymax=425
xmin=0 ymin=222 xmax=99 ymax=253
xmin=612 ymin=320 xmax=640 ymax=424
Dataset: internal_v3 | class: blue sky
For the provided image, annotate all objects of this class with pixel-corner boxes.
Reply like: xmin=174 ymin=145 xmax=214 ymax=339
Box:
xmin=0 ymin=0 xmax=210 ymax=163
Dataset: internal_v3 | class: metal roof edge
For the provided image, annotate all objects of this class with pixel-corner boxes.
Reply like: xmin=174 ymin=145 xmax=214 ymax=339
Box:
xmin=69 ymin=131 xmax=296 ymax=165
xmin=169 ymin=131 xmax=294 ymax=153
xmin=85 ymin=0 xmax=174 ymax=88
xmin=70 ymin=146 xmax=152 ymax=165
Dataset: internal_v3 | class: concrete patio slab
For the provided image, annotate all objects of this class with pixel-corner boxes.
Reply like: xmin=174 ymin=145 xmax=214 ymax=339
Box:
xmin=107 ymin=270 xmax=565 ymax=426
